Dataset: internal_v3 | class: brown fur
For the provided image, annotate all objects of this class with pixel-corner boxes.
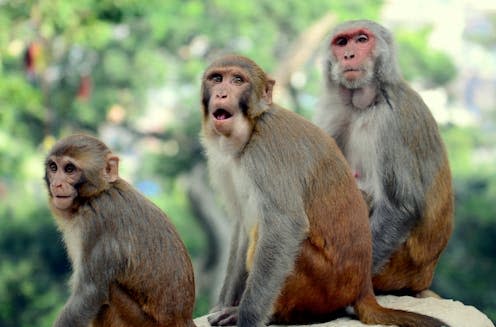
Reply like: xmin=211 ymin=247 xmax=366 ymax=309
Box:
xmin=272 ymin=138 xmax=372 ymax=323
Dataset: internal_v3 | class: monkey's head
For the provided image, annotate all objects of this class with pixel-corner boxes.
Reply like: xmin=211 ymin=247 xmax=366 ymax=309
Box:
xmin=44 ymin=134 xmax=119 ymax=213
xmin=326 ymin=19 xmax=401 ymax=89
xmin=201 ymin=54 xmax=275 ymax=153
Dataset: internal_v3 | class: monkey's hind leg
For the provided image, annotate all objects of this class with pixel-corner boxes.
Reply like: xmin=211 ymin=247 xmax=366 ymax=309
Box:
xmin=91 ymin=304 xmax=123 ymax=327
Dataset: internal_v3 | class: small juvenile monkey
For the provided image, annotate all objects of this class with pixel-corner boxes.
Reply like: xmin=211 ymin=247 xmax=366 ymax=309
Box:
xmin=201 ymin=54 xmax=448 ymax=327
xmin=315 ymin=19 xmax=454 ymax=295
xmin=44 ymin=134 xmax=196 ymax=327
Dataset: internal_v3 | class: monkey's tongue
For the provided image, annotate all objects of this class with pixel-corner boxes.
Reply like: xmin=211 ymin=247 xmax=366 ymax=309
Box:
xmin=213 ymin=109 xmax=232 ymax=120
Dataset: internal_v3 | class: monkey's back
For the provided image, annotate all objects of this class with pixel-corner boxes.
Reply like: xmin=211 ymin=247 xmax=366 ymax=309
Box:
xmin=81 ymin=179 xmax=196 ymax=325
xmin=250 ymin=106 xmax=373 ymax=323
xmin=372 ymin=81 xmax=454 ymax=292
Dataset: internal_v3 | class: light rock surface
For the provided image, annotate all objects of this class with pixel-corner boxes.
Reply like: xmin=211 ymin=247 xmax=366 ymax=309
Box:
xmin=194 ymin=295 xmax=494 ymax=327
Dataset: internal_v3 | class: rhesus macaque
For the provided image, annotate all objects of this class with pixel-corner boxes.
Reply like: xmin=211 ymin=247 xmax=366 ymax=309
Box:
xmin=201 ymin=54 xmax=448 ymax=327
xmin=315 ymin=19 xmax=454 ymax=296
xmin=44 ymin=134 xmax=196 ymax=327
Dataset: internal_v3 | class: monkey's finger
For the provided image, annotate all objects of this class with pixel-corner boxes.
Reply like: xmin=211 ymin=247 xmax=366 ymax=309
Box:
xmin=217 ymin=314 xmax=238 ymax=326
xmin=207 ymin=308 xmax=238 ymax=326
xmin=207 ymin=312 xmax=225 ymax=325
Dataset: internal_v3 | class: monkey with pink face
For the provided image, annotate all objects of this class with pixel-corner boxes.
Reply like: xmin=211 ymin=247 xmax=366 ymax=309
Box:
xmin=315 ymin=20 xmax=454 ymax=297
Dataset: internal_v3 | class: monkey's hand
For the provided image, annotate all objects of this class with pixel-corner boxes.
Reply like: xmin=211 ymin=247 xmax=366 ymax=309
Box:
xmin=207 ymin=306 xmax=239 ymax=326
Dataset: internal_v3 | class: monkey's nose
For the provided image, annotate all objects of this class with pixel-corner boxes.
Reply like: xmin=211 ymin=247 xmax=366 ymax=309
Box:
xmin=344 ymin=52 xmax=355 ymax=60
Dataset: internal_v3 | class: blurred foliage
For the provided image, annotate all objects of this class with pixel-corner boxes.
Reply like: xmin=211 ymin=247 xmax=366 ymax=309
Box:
xmin=464 ymin=12 xmax=496 ymax=49
xmin=0 ymin=0 xmax=495 ymax=326
xmin=432 ymin=126 xmax=496 ymax=321
xmin=395 ymin=27 xmax=457 ymax=87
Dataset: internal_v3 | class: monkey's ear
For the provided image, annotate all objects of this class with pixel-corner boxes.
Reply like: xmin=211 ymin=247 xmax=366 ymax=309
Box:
xmin=262 ymin=79 xmax=275 ymax=105
xmin=105 ymin=155 xmax=120 ymax=183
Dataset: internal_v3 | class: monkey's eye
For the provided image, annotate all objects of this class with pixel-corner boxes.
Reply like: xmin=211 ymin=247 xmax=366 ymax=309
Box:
xmin=334 ymin=37 xmax=348 ymax=47
xmin=209 ymin=74 xmax=223 ymax=83
xmin=64 ymin=163 xmax=77 ymax=174
xmin=48 ymin=162 xmax=57 ymax=172
xmin=356 ymin=34 xmax=369 ymax=43
xmin=232 ymin=75 xmax=244 ymax=85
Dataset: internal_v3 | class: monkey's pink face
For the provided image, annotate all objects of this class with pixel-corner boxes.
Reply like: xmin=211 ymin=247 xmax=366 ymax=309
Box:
xmin=331 ymin=28 xmax=376 ymax=82
xmin=46 ymin=156 xmax=82 ymax=210
xmin=204 ymin=67 xmax=251 ymax=138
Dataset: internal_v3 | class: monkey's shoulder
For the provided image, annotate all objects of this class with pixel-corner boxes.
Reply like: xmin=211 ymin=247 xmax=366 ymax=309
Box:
xmin=388 ymin=82 xmax=436 ymax=121
xmin=256 ymin=105 xmax=335 ymax=144
xmin=247 ymin=105 xmax=348 ymax=177
xmin=79 ymin=179 xmax=174 ymax=230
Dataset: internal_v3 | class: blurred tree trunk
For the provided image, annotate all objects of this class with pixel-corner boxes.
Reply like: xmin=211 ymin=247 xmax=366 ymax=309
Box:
xmin=273 ymin=13 xmax=336 ymax=109
xmin=185 ymin=163 xmax=231 ymax=303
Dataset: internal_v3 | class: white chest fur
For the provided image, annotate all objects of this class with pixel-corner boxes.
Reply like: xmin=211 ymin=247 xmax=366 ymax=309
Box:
xmin=205 ymin=145 xmax=259 ymax=234
xmin=232 ymin=165 xmax=259 ymax=234
xmin=57 ymin=216 xmax=83 ymax=285
xmin=346 ymin=108 xmax=384 ymax=202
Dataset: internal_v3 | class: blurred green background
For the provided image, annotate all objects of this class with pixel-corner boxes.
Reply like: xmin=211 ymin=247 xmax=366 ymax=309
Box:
xmin=1 ymin=0 xmax=495 ymax=326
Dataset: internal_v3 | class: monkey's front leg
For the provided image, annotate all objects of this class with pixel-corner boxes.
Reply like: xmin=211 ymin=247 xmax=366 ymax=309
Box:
xmin=54 ymin=240 xmax=117 ymax=327
xmin=227 ymin=207 xmax=307 ymax=327
xmin=370 ymin=199 xmax=418 ymax=274
xmin=53 ymin=277 xmax=108 ymax=327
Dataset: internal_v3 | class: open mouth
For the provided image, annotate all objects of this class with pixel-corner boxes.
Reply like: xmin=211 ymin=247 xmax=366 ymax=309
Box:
xmin=213 ymin=108 xmax=233 ymax=120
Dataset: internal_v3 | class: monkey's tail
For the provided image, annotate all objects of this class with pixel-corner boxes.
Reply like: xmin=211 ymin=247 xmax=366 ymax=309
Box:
xmin=354 ymin=292 xmax=450 ymax=327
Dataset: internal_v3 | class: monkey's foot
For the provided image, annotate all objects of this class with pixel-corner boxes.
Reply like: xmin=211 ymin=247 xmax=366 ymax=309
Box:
xmin=416 ymin=289 xmax=442 ymax=299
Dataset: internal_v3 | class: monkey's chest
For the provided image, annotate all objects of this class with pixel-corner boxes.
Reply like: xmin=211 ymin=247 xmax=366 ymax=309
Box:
xmin=235 ymin=171 xmax=259 ymax=233
xmin=345 ymin=113 xmax=382 ymax=200
xmin=61 ymin=220 xmax=83 ymax=273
